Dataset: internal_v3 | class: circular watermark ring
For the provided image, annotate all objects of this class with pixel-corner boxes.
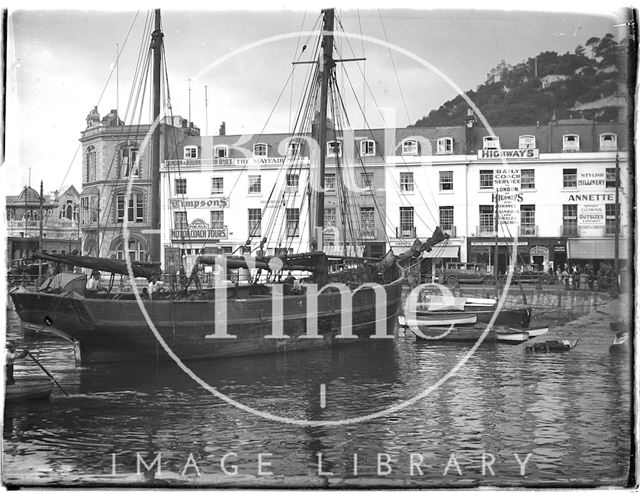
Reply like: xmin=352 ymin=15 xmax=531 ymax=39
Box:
xmin=123 ymin=28 xmax=519 ymax=427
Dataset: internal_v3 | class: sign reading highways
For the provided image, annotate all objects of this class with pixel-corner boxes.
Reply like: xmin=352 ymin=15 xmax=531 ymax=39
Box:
xmin=577 ymin=204 xmax=606 ymax=237
xmin=170 ymin=197 xmax=229 ymax=209
xmin=478 ymin=149 xmax=539 ymax=159
xmin=493 ymin=167 xmax=521 ymax=229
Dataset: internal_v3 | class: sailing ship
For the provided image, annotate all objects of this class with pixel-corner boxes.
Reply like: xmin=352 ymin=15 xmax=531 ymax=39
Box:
xmin=10 ymin=9 xmax=450 ymax=363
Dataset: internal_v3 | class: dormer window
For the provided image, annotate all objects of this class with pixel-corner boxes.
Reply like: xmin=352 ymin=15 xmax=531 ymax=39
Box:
xmin=360 ymin=139 xmax=376 ymax=156
xmin=253 ymin=143 xmax=268 ymax=157
xmin=401 ymin=139 xmax=418 ymax=155
xmin=599 ymin=133 xmax=617 ymax=151
xmin=437 ymin=137 xmax=453 ymax=154
xmin=563 ymin=134 xmax=580 ymax=152
xmin=483 ymin=136 xmax=500 ymax=150
xmin=183 ymin=145 xmax=198 ymax=159
xmin=519 ymin=135 xmax=536 ymax=149
xmin=214 ymin=145 xmax=228 ymax=158
xmin=327 ymin=141 xmax=342 ymax=157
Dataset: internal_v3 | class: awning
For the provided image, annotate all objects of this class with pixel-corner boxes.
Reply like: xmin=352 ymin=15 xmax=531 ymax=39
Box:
xmin=423 ymin=245 xmax=460 ymax=259
xmin=567 ymin=238 xmax=629 ymax=260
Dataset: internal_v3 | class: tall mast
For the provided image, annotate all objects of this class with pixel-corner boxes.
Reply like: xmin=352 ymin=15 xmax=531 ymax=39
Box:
xmin=150 ymin=9 xmax=163 ymax=263
xmin=309 ymin=8 xmax=335 ymax=251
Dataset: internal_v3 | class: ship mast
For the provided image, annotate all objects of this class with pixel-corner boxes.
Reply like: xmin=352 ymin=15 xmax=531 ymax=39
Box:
xmin=309 ymin=8 xmax=335 ymax=252
xmin=150 ymin=9 xmax=163 ymax=263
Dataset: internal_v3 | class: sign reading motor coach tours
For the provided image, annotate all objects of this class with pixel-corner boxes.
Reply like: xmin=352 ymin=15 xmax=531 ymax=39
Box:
xmin=493 ymin=167 xmax=521 ymax=229
xmin=478 ymin=148 xmax=539 ymax=159
xmin=171 ymin=218 xmax=228 ymax=240
xmin=170 ymin=197 xmax=230 ymax=209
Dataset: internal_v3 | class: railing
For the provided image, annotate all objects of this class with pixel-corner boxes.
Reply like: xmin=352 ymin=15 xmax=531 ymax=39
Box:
xmin=396 ymin=226 xmax=416 ymax=239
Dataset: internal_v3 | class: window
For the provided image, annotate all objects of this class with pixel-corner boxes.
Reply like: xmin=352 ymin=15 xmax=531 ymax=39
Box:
xmin=324 ymin=174 xmax=336 ymax=192
xmin=286 ymin=173 xmax=299 ymax=189
xmin=439 ymin=171 xmax=453 ymax=191
xmin=606 ymin=168 xmax=617 ymax=188
xmin=605 ymin=204 xmax=618 ymax=234
xmin=520 ymin=205 xmax=536 ymax=235
xmin=599 ymin=133 xmax=617 ymax=151
xmin=360 ymin=207 xmax=375 ymax=238
xmin=521 ymin=169 xmax=535 ymax=189
xmin=175 ymin=178 xmax=187 ymax=195
xmin=286 ymin=208 xmax=299 ymax=237
xmin=563 ymin=134 xmax=580 ymax=151
xmin=253 ymin=143 xmax=268 ymax=157
xmin=399 ymin=207 xmax=414 ymax=237
xmin=562 ymin=168 xmax=577 ymax=188
xmin=361 ymin=172 xmax=374 ymax=192
xmin=210 ymin=210 xmax=224 ymax=229
xmin=328 ymin=141 xmax=342 ymax=157
xmin=401 ymin=139 xmax=418 ymax=155
xmin=562 ymin=204 xmax=577 ymax=235
xmin=85 ymin=146 xmax=96 ymax=183
xmin=174 ymin=211 xmax=188 ymax=229
xmin=479 ymin=170 xmax=494 ymax=189
xmin=120 ymin=146 xmax=139 ymax=178
xmin=439 ymin=206 xmax=454 ymax=232
xmin=519 ymin=135 xmax=536 ymax=149
xmin=479 ymin=205 xmax=494 ymax=235
xmin=214 ymin=145 xmax=228 ymax=158
xmin=437 ymin=137 xmax=453 ymax=154
xmin=248 ymin=175 xmax=261 ymax=194
xmin=483 ymin=136 xmax=500 ymax=150
xmin=400 ymin=172 xmax=414 ymax=192
xmin=117 ymin=193 xmax=144 ymax=223
xmin=211 ymin=177 xmax=224 ymax=194
xmin=248 ymin=209 xmax=262 ymax=237
xmin=184 ymin=145 xmax=198 ymax=159
xmin=360 ymin=139 xmax=375 ymax=156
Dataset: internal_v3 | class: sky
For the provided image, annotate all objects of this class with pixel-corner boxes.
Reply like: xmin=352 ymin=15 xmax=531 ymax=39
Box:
xmin=2 ymin=4 xmax=629 ymax=197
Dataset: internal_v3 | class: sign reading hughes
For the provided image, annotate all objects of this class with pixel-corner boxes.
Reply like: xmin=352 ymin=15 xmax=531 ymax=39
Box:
xmin=478 ymin=149 xmax=539 ymax=159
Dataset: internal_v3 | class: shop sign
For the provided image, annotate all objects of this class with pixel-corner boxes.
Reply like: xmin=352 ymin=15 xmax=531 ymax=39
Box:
xmin=577 ymin=204 xmax=605 ymax=237
xmin=169 ymin=197 xmax=229 ymax=209
xmin=478 ymin=149 xmax=539 ymax=159
xmin=493 ymin=168 xmax=521 ymax=227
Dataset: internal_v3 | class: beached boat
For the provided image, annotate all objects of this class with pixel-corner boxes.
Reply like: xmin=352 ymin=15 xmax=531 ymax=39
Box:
xmin=10 ymin=9 xmax=450 ymax=364
xmin=5 ymin=377 xmax=54 ymax=403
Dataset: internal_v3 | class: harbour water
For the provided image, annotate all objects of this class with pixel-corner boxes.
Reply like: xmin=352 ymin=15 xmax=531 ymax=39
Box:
xmin=2 ymin=296 xmax=632 ymax=487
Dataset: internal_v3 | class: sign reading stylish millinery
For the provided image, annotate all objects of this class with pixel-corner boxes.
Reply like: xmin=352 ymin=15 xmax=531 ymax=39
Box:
xmin=577 ymin=204 xmax=605 ymax=237
xmin=171 ymin=218 xmax=228 ymax=240
xmin=170 ymin=197 xmax=229 ymax=209
xmin=478 ymin=149 xmax=539 ymax=159
xmin=577 ymin=170 xmax=606 ymax=189
xmin=493 ymin=168 xmax=521 ymax=228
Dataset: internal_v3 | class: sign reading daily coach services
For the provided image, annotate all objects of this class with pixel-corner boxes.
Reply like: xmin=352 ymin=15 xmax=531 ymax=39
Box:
xmin=170 ymin=197 xmax=229 ymax=209
xmin=493 ymin=168 xmax=521 ymax=228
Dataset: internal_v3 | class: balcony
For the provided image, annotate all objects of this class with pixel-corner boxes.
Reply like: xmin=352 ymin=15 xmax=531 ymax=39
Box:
xmin=396 ymin=226 xmax=416 ymax=239
xmin=519 ymin=224 xmax=538 ymax=236
xmin=476 ymin=226 xmax=495 ymax=237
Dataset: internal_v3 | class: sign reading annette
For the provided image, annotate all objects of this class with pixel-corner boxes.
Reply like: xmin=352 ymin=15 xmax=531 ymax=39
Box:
xmin=478 ymin=149 xmax=539 ymax=159
xmin=170 ymin=197 xmax=229 ymax=209
xmin=493 ymin=168 xmax=521 ymax=227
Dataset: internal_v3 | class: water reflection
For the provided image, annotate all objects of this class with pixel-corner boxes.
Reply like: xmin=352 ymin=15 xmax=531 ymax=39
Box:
xmin=3 ymin=308 xmax=632 ymax=487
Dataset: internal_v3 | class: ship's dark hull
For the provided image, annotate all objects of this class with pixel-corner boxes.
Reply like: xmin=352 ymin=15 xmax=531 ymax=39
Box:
xmin=10 ymin=278 xmax=404 ymax=363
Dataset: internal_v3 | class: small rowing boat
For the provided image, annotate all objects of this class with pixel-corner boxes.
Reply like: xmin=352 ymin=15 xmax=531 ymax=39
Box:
xmin=5 ymin=377 xmax=54 ymax=403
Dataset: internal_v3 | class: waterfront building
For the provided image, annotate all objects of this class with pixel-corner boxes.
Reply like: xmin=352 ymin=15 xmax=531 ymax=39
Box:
xmin=5 ymin=185 xmax=81 ymax=267
xmin=78 ymin=107 xmax=194 ymax=261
